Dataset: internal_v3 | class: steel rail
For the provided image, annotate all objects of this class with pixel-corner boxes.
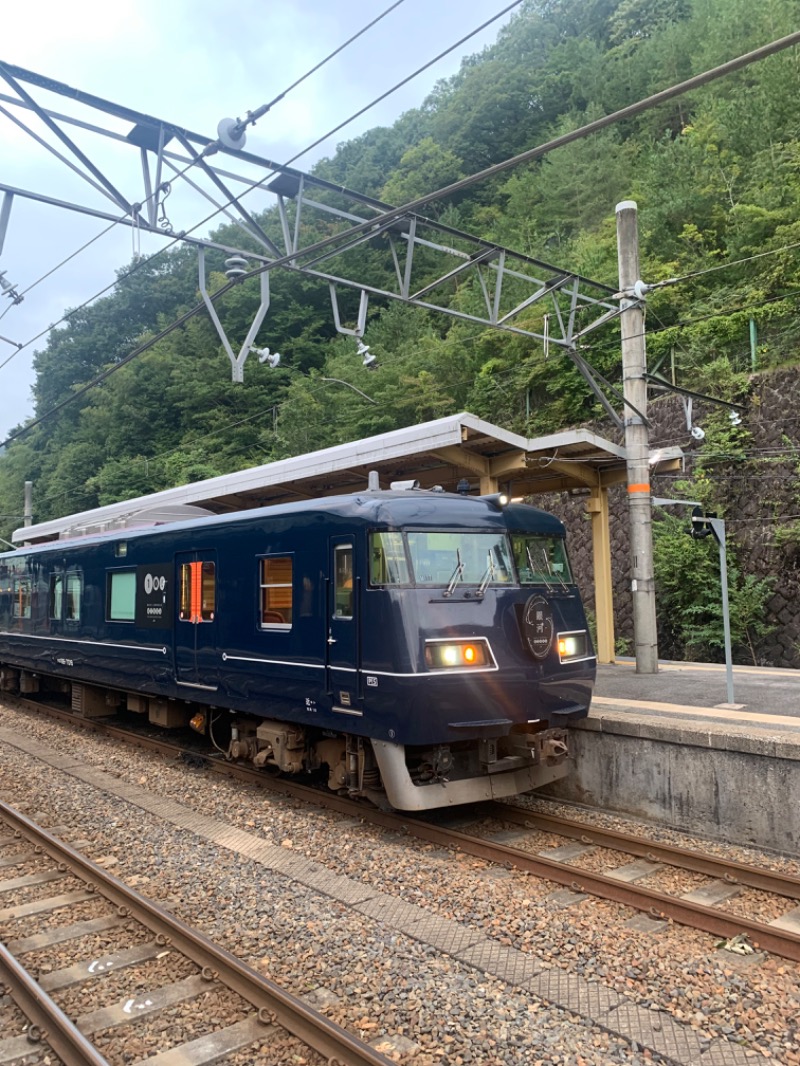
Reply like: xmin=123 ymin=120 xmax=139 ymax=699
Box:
xmin=491 ymin=803 xmax=800 ymax=900
xmin=8 ymin=696 xmax=800 ymax=963
xmin=0 ymin=800 xmax=393 ymax=1066
xmin=0 ymin=941 xmax=111 ymax=1066
xmin=400 ymin=818 xmax=800 ymax=963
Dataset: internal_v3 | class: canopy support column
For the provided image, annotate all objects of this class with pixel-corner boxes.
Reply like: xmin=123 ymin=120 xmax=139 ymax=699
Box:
xmin=587 ymin=486 xmax=615 ymax=663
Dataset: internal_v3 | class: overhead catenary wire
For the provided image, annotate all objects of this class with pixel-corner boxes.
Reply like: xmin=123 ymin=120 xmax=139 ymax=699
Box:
xmin=0 ymin=216 xmax=120 ymax=323
xmin=281 ymin=0 xmax=525 ymax=168
xmin=233 ymin=29 xmax=800 ymax=287
xmin=642 ymin=238 xmax=800 ymax=292
xmin=0 ymin=1 xmax=524 ymax=379
xmin=3 ymin=26 xmax=800 ymax=450
xmin=225 ymin=0 xmax=408 ymax=140
xmin=0 ymin=4 xmax=408 ymax=345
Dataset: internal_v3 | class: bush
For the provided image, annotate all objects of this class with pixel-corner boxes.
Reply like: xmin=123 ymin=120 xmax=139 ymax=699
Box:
xmin=653 ymin=512 xmax=773 ymax=664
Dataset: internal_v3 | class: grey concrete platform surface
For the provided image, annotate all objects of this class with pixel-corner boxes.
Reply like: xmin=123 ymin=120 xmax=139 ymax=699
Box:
xmin=595 ymin=658 xmax=800 ymax=719
xmin=546 ymin=660 xmax=800 ymax=855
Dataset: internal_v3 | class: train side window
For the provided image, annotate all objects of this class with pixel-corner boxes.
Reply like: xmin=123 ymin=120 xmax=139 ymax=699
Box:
xmin=13 ymin=578 xmax=31 ymax=619
xmin=334 ymin=545 xmax=354 ymax=618
xmin=179 ymin=562 xmax=216 ymax=623
xmin=107 ymin=570 xmax=136 ymax=622
xmin=201 ymin=562 xmax=216 ymax=621
xmin=179 ymin=564 xmax=191 ymax=621
xmin=49 ymin=574 xmax=63 ymax=620
xmin=65 ymin=572 xmax=82 ymax=622
xmin=260 ymin=556 xmax=293 ymax=629
xmin=369 ymin=531 xmax=410 ymax=585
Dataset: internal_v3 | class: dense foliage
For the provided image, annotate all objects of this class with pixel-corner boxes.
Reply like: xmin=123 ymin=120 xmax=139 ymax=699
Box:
xmin=2 ymin=0 xmax=800 ymax=663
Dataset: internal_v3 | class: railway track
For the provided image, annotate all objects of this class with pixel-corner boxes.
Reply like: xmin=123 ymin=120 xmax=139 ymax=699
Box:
xmin=0 ymin=800 xmax=393 ymax=1066
xmin=8 ymin=694 xmax=800 ymax=967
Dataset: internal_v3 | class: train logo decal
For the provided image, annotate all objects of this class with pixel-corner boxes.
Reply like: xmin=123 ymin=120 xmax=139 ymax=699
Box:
xmin=135 ymin=564 xmax=172 ymax=629
xmin=143 ymin=573 xmax=167 ymax=595
xmin=523 ymin=595 xmax=555 ymax=659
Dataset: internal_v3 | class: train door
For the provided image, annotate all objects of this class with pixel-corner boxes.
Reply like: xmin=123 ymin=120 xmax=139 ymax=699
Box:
xmin=174 ymin=552 xmax=219 ymax=692
xmin=326 ymin=537 xmax=360 ymax=714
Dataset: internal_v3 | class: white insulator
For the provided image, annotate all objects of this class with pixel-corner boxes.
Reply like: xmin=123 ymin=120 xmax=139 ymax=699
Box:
xmin=217 ymin=117 xmax=247 ymax=151
xmin=225 ymin=255 xmax=249 ymax=279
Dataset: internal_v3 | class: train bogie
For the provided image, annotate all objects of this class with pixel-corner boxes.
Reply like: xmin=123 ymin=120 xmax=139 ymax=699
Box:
xmin=0 ymin=486 xmax=596 ymax=810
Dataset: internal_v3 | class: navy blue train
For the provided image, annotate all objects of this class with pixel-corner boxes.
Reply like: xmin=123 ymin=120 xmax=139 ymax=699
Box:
xmin=0 ymin=483 xmax=596 ymax=810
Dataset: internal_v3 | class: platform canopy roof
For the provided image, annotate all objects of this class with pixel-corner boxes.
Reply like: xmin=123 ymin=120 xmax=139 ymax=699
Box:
xmin=13 ymin=412 xmax=682 ymax=545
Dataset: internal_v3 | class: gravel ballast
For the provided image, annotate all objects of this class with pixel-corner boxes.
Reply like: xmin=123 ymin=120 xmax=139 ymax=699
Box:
xmin=0 ymin=700 xmax=798 ymax=1064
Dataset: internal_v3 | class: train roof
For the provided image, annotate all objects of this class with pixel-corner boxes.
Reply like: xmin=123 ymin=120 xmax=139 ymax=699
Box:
xmin=14 ymin=413 xmax=671 ymax=548
xmin=1 ymin=489 xmax=565 ymax=558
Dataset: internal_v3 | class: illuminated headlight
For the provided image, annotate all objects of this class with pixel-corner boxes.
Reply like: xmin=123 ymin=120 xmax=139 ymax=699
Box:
xmin=425 ymin=639 xmax=490 ymax=669
xmin=557 ymin=631 xmax=588 ymax=662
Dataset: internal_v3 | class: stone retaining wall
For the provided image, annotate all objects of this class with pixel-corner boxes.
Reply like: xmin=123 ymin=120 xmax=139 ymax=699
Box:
xmin=548 ymin=709 xmax=800 ymax=855
xmin=544 ymin=365 xmax=800 ymax=668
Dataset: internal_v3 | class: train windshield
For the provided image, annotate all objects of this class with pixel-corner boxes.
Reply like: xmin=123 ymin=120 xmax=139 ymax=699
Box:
xmin=405 ymin=531 xmax=513 ymax=587
xmin=510 ymin=534 xmax=572 ymax=585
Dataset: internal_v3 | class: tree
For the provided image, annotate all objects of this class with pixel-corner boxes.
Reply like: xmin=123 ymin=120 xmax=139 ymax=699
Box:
xmin=380 ymin=139 xmax=464 ymax=209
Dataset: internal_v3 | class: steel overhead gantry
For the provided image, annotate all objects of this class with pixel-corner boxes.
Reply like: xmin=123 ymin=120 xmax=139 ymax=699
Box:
xmin=0 ymin=61 xmax=626 ymax=418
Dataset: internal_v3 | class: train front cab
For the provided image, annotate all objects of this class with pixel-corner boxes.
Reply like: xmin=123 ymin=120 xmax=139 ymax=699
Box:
xmin=360 ymin=503 xmax=596 ymax=810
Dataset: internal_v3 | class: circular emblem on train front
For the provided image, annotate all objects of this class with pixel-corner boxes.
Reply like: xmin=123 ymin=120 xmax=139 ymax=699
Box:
xmin=523 ymin=595 xmax=554 ymax=659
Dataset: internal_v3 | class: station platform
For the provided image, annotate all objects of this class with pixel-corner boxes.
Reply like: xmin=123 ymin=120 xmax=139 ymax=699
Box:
xmin=594 ymin=658 xmax=800 ymax=725
xmin=546 ymin=660 xmax=800 ymax=856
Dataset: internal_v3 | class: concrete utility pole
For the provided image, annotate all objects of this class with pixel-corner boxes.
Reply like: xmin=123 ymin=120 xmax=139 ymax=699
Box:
xmin=616 ymin=201 xmax=658 ymax=673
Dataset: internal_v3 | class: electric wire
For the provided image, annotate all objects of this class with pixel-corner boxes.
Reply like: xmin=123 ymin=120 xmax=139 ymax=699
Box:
xmin=645 ymin=238 xmax=800 ymax=291
xmin=0 ymin=163 xmax=215 ymax=367
xmin=282 ymin=0 xmax=525 ymax=168
xmin=0 ymin=1 xmax=523 ymax=386
xmin=649 ymin=288 xmax=800 ymax=336
xmin=4 ymin=25 xmax=800 ymax=450
xmin=234 ymin=29 xmax=800 ymax=288
xmin=0 ymin=217 xmax=120 ymax=319
xmin=584 ymin=285 xmax=800 ymax=361
xmin=0 ymin=3 xmax=527 ymax=437
xmin=230 ymin=0 xmax=408 ymax=135
xmin=0 ymin=2 xmax=408 ymax=351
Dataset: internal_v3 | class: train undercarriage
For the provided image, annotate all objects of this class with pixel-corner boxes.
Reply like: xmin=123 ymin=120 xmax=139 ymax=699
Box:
xmin=1 ymin=667 xmax=573 ymax=811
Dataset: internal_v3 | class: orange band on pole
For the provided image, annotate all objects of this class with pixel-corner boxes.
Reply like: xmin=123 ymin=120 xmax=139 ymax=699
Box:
xmin=627 ymin=483 xmax=651 ymax=494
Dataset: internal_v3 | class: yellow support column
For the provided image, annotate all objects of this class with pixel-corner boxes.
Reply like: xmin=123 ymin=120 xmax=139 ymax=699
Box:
xmin=586 ymin=487 xmax=615 ymax=663
xmin=479 ymin=475 xmax=498 ymax=494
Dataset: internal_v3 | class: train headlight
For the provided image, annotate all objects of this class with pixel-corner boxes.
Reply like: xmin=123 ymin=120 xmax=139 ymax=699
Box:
xmin=557 ymin=631 xmax=588 ymax=663
xmin=425 ymin=639 xmax=490 ymax=669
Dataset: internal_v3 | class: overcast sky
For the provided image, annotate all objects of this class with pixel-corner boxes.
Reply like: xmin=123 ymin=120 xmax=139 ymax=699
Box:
xmin=0 ymin=0 xmax=519 ymax=444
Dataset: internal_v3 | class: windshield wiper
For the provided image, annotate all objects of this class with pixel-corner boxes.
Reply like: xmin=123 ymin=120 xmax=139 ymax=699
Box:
xmin=543 ymin=546 xmax=569 ymax=591
xmin=443 ymin=548 xmax=464 ymax=597
xmin=527 ymin=546 xmax=553 ymax=590
xmin=476 ymin=550 xmax=496 ymax=598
